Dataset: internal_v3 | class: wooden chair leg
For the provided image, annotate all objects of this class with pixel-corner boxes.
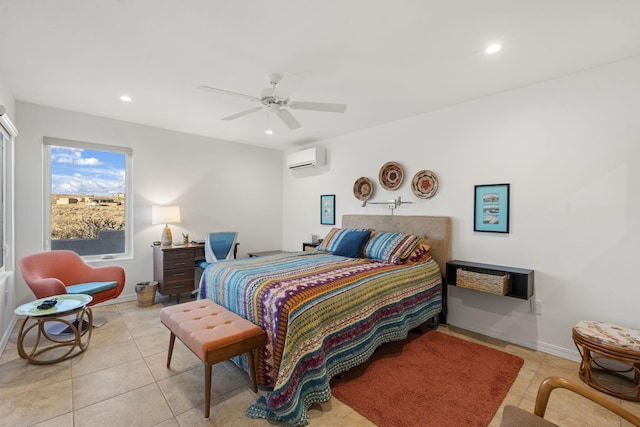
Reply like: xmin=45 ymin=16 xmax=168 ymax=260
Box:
xmin=205 ymin=363 xmax=212 ymax=419
xmin=166 ymin=332 xmax=176 ymax=368
xmin=248 ymin=350 xmax=258 ymax=393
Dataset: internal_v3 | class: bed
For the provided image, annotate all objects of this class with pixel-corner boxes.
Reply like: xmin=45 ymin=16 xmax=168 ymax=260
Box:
xmin=198 ymin=214 xmax=451 ymax=426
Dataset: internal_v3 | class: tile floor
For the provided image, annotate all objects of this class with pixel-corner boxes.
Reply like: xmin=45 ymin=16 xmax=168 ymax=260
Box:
xmin=1 ymin=295 xmax=639 ymax=427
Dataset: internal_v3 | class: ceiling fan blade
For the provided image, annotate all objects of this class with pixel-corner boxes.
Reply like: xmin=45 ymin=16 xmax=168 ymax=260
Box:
xmin=276 ymin=109 xmax=302 ymax=129
xmin=273 ymin=73 xmax=304 ymax=99
xmin=289 ymin=101 xmax=347 ymax=113
xmin=222 ymin=106 xmax=263 ymax=121
xmin=198 ymin=85 xmax=261 ymax=103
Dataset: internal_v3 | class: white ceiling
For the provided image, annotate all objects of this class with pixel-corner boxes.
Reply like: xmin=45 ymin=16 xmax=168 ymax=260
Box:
xmin=1 ymin=0 xmax=640 ymax=150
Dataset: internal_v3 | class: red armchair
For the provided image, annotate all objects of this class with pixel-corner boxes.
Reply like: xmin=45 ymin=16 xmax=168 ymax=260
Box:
xmin=18 ymin=250 xmax=125 ymax=306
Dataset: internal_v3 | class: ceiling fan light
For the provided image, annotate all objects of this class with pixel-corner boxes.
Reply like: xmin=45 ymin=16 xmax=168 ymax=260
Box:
xmin=265 ymin=109 xmax=273 ymax=135
xmin=261 ymin=87 xmax=276 ymax=99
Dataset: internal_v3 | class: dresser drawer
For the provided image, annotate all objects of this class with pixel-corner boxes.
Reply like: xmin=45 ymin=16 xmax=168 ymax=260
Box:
xmin=164 ymin=257 xmax=193 ymax=270
xmin=163 ymin=248 xmax=194 ymax=260
xmin=162 ymin=280 xmax=194 ymax=293
xmin=163 ymin=268 xmax=194 ymax=284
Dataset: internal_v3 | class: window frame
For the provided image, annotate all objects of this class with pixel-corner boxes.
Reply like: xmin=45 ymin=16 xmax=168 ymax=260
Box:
xmin=43 ymin=137 xmax=133 ymax=260
xmin=0 ymin=111 xmax=17 ymax=276
xmin=0 ymin=130 xmax=5 ymax=272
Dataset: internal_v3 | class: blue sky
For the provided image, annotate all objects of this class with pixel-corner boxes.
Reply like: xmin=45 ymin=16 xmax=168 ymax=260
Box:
xmin=51 ymin=146 xmax=125 ymax=196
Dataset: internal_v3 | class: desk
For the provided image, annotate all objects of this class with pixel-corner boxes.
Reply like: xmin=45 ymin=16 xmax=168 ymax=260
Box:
xmin=14 ymin=294 xmax=93 ymax=365
xmin=153 ymin=243 xmax=205 ymax=303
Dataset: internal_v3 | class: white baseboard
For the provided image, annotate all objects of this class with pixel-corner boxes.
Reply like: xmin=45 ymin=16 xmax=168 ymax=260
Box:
xmin=447 ymin=319 xmax=581 ymax=363
xmin=0 ymin=316 xmax=17 ymax=356
xmin=94 ymin=293 xmax=137 ymax=305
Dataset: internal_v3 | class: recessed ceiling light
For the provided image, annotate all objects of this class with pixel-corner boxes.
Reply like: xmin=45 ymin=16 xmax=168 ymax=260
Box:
xmin=120 ymin=95 xmax=132 ymax=102
xmin=265 ymin=129 xmax=273 ymax=135
xmin=485 ymin=44 xmax=502 ymax=54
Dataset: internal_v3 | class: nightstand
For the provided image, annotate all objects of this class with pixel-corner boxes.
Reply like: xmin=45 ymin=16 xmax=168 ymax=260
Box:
xmin=445 ymin=260 xmax=534 ymax=300
xmin=247 ymin=250 xmax=286 ymax=257
xmin=302 ymin=242 xmax=321 ymax=251
xmin=153 ymin=243 xmax=205 ymax=303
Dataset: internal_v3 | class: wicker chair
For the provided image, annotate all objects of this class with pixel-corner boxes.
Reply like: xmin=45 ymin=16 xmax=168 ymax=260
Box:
xmin=501 ymin=376 xmax=640 ymax=426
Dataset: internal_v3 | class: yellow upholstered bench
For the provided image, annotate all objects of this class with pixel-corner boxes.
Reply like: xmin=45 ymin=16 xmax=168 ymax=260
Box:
xmin=160 ymin=299 xmax=267 ymax=419
xmin=572 ymin=320 xmax=640 ymax=401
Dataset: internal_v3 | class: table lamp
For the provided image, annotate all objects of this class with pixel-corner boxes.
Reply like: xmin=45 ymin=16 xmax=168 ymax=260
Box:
xmin=152 ymin=205 xmax=181 ymax=246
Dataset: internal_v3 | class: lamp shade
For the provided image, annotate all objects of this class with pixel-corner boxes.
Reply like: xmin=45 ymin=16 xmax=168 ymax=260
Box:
xmin=151 ymin=205 xmax=181 ymax=225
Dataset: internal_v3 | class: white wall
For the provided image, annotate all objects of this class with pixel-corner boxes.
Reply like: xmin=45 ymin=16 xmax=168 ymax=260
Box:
xmin=0 ymin=77 xmax=15 ymax=118
xmin=14 ymin=102 xmax=283 ymax=307
xmin=282 ymin=56 xmax=640 ymax=360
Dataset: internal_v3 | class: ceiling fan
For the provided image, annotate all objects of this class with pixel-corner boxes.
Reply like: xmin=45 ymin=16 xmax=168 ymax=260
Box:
xmin=199 ymin=73 xmax=347 ymax=130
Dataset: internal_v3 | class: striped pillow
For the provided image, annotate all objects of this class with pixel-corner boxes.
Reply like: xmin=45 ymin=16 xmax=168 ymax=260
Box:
xmin=317 ymin=228 xmax=369 ymax=254
xmin=405 ymin=241 xmax=433 ymax=264
xmin=363 ymin=231 xmax=423 ymax=264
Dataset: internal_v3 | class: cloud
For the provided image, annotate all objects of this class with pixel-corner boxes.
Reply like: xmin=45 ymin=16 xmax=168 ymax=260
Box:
xmin=52 ymin=173 xmax=125 ymax=196
xmin=76 ymin=157 xmax=101 ymax=165
xmin=51 ymin=147 xmax=102 ymax=166
xmin=50 ymin=146 xmax=124 ymax=196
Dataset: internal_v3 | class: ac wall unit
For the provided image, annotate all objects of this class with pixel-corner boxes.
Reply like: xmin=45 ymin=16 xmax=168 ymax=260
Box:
xmin=286 ymin=147 xmax=326 ymax=170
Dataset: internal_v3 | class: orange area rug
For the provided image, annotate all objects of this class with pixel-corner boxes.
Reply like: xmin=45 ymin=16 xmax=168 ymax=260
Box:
xmin=330 ymin=329 xmax=524 ymax=427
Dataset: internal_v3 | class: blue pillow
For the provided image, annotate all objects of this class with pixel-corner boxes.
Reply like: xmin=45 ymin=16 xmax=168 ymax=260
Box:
xmin=317 ymin=228 xmax=368 ymax=253
xmin=332 ymin=230 xmax=371 ymax=258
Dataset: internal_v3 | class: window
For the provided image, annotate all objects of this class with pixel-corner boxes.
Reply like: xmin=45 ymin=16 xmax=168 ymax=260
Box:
xmin=0 ymin=108 xmax=16 ymax=274
xmin=44 ymin=137 xmax=132 ymax=259
xmin=0 ymin=107 xmax=17 ymax=338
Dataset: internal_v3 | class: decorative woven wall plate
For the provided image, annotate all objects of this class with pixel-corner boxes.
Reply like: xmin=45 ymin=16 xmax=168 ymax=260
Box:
xmin=411 ymin=170 xmax=439 ymax=199
xmin=378 ymin=161 xmax=404 ymax=190
xmin=353 ymin=177 xmax=374 ymax=201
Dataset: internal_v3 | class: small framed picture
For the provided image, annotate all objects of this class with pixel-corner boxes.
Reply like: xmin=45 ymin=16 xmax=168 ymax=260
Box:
xmin=320 ymin=194 xmax=335 ymax=225
xmin=474 ymin=184 xmax=510 ymax=233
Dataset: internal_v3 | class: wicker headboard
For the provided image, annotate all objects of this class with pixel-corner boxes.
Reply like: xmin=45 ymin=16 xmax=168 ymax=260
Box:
xmin=342 ymin=214 xmax=452 ymax=277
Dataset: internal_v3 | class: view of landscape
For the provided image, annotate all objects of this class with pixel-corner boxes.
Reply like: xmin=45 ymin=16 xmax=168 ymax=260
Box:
xmin=51 ymin=194 xmax=125 ymax=240
xmin=49 ymin=145 xmax=126 ymax=242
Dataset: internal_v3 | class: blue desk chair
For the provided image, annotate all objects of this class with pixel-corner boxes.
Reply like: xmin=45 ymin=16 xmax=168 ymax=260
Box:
xmin=204 ymin=232 xmax=239 ymax=263
xmin=194 ymin=232 xmax=239 ymax=296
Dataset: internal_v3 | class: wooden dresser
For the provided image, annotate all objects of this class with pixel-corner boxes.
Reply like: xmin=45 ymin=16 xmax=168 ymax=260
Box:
xmin=152 ymin=243 xmax=205 ymax=302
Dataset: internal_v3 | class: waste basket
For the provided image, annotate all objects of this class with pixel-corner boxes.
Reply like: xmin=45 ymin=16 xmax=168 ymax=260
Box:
xmin=135 ymin=281 xmax=158 ymax=307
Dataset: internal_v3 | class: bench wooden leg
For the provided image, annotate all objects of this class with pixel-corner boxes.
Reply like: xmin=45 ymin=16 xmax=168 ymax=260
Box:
xmin=160 ymin=300 xmax=267 ymax=419
xmin=205 ymin=362 xmax=212 ymax=419
xmin=167 ymin=332 xmax=176 ymax=368
xmin=248 ymin=350 xmax=258 ymax=393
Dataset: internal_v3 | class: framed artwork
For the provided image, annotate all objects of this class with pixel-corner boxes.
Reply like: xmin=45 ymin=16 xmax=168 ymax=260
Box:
xmin=320 ymin=194 xmax=335 ymax=225
xmin=474 ymin=184 xmax=510 ymax=233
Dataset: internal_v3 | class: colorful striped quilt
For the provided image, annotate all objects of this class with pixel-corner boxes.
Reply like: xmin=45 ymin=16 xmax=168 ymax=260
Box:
xmin=199 ymin=251 xmax=442 ymax=426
